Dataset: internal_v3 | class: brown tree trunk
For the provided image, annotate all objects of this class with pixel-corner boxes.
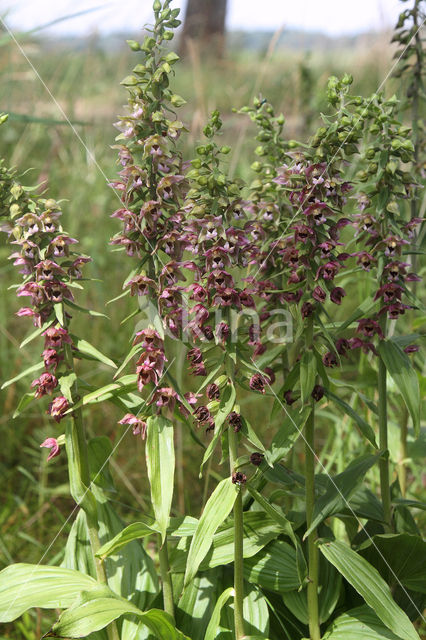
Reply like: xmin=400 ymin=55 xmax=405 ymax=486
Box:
xmin=179 ymin=0 xmax=227 ymax=59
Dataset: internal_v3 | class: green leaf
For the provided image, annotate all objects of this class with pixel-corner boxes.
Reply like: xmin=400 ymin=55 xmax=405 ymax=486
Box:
xmin=222 ymin=584 xmax=270 ymax=638
xmin=172 ymin=512 xmax=281 ymax=573
xmin=97 ymin=520 xmax=158 ymax=558
xmin=200 ymin=380 xmax=236 ymax=474
xmin=378 ymin=340 xmax=420 ymax=436
xmin=300 ymin=350 xmax=316 ymax=403
xmin=113 ymin=343 xmax=142 ymax=379
xmin=265 ymin=405 xmax=312 ymax=466
xmin=13 ymin=392 xmax=35 ymax=418
xmin=204 ymin=587 xmax=234 ymax=640
xmin=20 ymin=321 xmax=53 ymax=348
xmin=64 ymin=298 xmax=109 ymax=318
xmin=0 ymin=564 xmax=96 ymax=622
xmin=74 ymin=338 xmax=117 ymax=369
xmin=358 ymin=533 xmax=426 ymax=594
xmin=54 ymin=302 xmax=65 ymax=325
xmin=325 ymin=389 xmax=378 ymax=448
xmin=305 ymin=454 xmax=381 ymax=537
xmin=176 ymin=568 xmax=223 ymax=639
xmin=323 ymin=605 xmax=404 ymax=639
xmin=184 ymin=477 xmax=238 ymax=586
xmin=146 ymin=415 xmax=175 ymax=543
xmin=282 ymin=551 xmax=341 ymax=625
xmin=319 ymin=540 xmax=420 ymax=640
xmin=69 ymin=376 xmax=137 ymax=410
xmin=59 ymin=372 xmax=77 ymax=403
xmin=244 ymin=540 xmax=299 ymax=593
xmin=1 ymin=361 xmax=44 ymax=389
xmin=246 ymin=485 xmax=307 ymax=584
xmin=47 ymin=587 xmax=189 ymax=639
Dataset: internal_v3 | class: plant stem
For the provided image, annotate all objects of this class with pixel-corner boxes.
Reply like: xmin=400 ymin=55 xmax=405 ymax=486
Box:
xmin=64 ymin=344 xmax=120 ymax=640
xmin=158 ymin=533 xmax=175 ymax=621
xmin=305 ymin=407 xmax=321 ymax=640
xmin=229 ymin=426 xmax=245 ymax=640
xmin=398 ymin=406 xmax=409 ymax=498
xmin=304 ymin=315 xmax=320 ymax=640
xmin=378 ymin=320 xmax=392 ymax=531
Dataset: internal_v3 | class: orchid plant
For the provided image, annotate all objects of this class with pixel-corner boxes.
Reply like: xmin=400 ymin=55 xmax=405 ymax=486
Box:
xmin=0 ymin=2 xmax=424 ymax=640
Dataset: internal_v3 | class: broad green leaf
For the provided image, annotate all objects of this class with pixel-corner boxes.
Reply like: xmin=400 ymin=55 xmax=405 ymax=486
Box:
xmin=1 ymin=361 xmax=43 ymax=389
xmin=113 ymin=343 xmax=142 ymax=379
xmin=20 ymin=321 xmax=53 ymax=348
xmin=358 ymin=533 xmax=426 ymax=594
xmin=69 ymin=376 xmax=137 ymax=410
xmin=184 ymin=477 xmax=238 ymax=586
xmin=323 ymin=605 xmax=403 ymax=639
xmin=177 ymin=568 xmax=223 ymax=639
xmin=75 ymin=338 xmax=117 ymax=369
xmin=204 ymin=587 xmax=234 ymax=640
xmin=59 ymin=372 xmax=77 ymax=403
xmin=319 ymin=540 xmax=420 ymax=640
xmin=172 ymin=512 xmax=281 ymax=573
xmin=265 ymin=405 xmax=312 ymax=466
xmin=0 ymin=564 xmax=96 ymax=622
xmin=47 ymin=587 xmax=189 ymax=639
xmin=54 ymin=302 xmax=65 ymax=325
xmin=97 ymin=520 xmax=158 ymax=558
xmin=244 ymin=540 xmax=299 ymax=593
xmin=97 ymin=516 xmax=200 ymax=558
xmin=12 ymin=392 xmax=35 ymax=418
xmin=200 ymin=381 xmax=236 ymax=473
xmin=282 ymin=552 xmax=341 ymax=624
xmin=325 ymin=389 xmax=378 ymax=448
xmin=64 ymin=298 xmax=108 ymax=318
xmin=300 ymin=350 xmax=316 ymax=403
xmin=336 ymin=296 xmax=375 ymax=331
xmin=378 ymin=340 xmax=420 ymax=436
xmin=146 ymin=415 xmax=175 ymax=543
xmin=222 ymin=584 xmax=270 ymax=639
xmin=305 ymin=453 xmax=381 ymax=537
xmin=246 ymin=485 xmax=307 ymax=584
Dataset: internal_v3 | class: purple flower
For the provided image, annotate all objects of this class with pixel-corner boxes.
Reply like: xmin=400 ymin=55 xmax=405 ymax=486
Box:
xmin=312 ymin=286 xmax=326 ymax=303
xmin=330 ymin=287 xmax=346 ymax=305
xmin=228 ymin=411 xmax=243 ymax=432
xmin=322 ymin=352 xmax=338 ymax=368
xmin=250 ymin=374 xmax=266 ymax=394
xmin=357 ymin=319 xmax=384 ymax=339
xmin=47 ymin=396 xmax=70 ymax=422
xmin=311 ymin=385 xmax=325 ymax=401
xmin=31 ymin=372 xmax=58 ymax=398
xmin=118 ymin=413 xmax=147 ymax=438
xmin=316 ymin=261 xmax=340 ymax=281
xmin=40 ymin=437 xmax=61 ymax=461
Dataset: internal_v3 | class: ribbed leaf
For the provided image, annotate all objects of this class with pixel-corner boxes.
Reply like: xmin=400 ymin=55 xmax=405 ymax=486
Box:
xmin=146 ymin=415 xmax=175 ymax=543
xmin=75 ymin=338 xmax=117 ymax=369
xmin=305 ymin=454 xmax=381 ymax=537
xmin=265 ymin=406 xmax=312 ymax=466
xmin=200 ymin=381 xmax=236 ymax=473
xmin=244 ymin=540 xmax=299 ymax=592
xmin=172 ymin=512 xmax=281 ymax=573
xmin=378 ymin=340 xmax=420 ymax=436
xmin=204 ymin=587 xmax=234 ymax=640
xmin=358 ymin=533 xmax=426 ymax=594
xmin=323 ymin=605 xmax=403 ymax=639
xmin=0 ymin=564 xmax=96 ymax=622
xmin=319 ymin=540 xmax=420 ymax=640
xmin=177 ymin=569 xmax=223 ymax=639
xmin=325 ymin=389 xmax=378 ymax=448
xmin=184 ymin=478 xmax=238 ymax=586
xmin=47 ymin=587 xmax=189 ymax=639
xmin=222 ymin=584 xmax=270 ymax=639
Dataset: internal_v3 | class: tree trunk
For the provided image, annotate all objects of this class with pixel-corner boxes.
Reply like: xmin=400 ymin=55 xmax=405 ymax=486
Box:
xmin=179 ymin=0 xmax=227 ymax=59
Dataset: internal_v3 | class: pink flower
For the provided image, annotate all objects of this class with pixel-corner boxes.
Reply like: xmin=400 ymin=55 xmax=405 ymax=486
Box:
xmin=40 ymin=437 xmax=61 ymax=461
xmin=47 ymin=396 xmax=70 ymax=422
xmin=118 ymin=413 xmax=147 ymax=438
xmin=42 ymin=327 xmax=72 ymax=349
xmin=31 ymin=372 xmax=58 ymax=398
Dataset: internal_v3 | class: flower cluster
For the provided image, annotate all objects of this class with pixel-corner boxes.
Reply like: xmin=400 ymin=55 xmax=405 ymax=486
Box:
xmin=0 ymin=161 xmax=91 ymax=457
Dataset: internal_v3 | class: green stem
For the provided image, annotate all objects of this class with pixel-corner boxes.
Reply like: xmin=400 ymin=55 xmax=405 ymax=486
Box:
xmin=158 ymin=534 xmax=175 ymax=621
xmin=305 ymin=407 xmax=320 ymax=640
xmin=398 ymin=406 xmax=409 ymax=498
xmin=229 ymin=426 xmax=245 ymax=640
xmin=63 ymin=344 xmax=120 ymax=640
xmin=304 ymin=315 xmax=320 ymax=640
xmin=378 ymin=332 xmax=392 ymax=531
